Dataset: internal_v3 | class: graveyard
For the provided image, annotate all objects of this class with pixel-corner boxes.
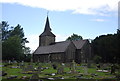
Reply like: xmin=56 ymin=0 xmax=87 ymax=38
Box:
xmin=1 ymin=61 xmax=120 ymax=81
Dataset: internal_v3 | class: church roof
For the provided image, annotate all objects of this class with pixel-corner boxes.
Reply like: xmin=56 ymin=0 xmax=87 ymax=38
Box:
xmin=40 ymin=16 xmax=55 ymax=37
xmin=72 ymin=40 xmax=88 ymax=49
xmin=34 ymin=40 xmax=89 ymax=55
xmin=34 ymin=41 xmax=71 ymax=54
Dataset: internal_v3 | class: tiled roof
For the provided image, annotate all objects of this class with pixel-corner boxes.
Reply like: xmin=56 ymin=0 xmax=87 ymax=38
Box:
xmin=34 ymin=41 xmax=71 ymax=54
xmin=72 ymin=40 xmax=87 ymax=49
xmin=34 ymin=40 xmax=88 ymax=54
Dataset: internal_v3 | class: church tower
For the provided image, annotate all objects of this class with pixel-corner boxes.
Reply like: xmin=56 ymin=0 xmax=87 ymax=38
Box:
xmin=39 ymin=16 xmax=56 ymax=46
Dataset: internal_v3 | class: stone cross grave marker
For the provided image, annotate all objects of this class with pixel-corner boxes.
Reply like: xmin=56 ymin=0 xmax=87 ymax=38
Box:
xmin=71 ymin=60 xmax=76 ymax=74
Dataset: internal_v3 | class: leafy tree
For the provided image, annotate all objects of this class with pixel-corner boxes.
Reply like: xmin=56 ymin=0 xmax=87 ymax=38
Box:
xmin=93 ymin=55 xmax=102 ymax=64
xmin=92 ymin=32 xmax=119 ymax=63
xmin=2 ymin=21 xmax=31 ymax=61
xmin=2 ymin=21 xmax=12 ymax=41
xmin=66 ymin=33 xmax=83 ymax=41
xmin=2 ymin=36 xmax=22 ymax=60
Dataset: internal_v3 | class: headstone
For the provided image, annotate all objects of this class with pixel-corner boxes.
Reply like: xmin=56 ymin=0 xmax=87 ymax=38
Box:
xmin=37 ymin=66 xmax=42 ymax=73
xmin=37 ymin=66 xmax=41 ymax=70
xmin=13 ymin=60 xmax=17 ymax=63
xmin=20 ymin=64 xmax=24 ymax=69
xmin=8 ymin=60 xmax=11 ymax=64
xmin=22 ymin=67 xmax=28 ymax=72
xmin=29 ymin=73 xmax=40 ymax=81
xmin=21 ymin=61 xmax=24 ymax=66
xmin=87 ymin=60 xmax=91 ymax=68
xmin=102 ymin=64 xmax=108 ymax=70
xmin=11 ymin=66 xmax=19 ymax=68
xmin=2 ymin=71 xmax=7 ymax=76
xmin=62 ymin=63 xmax=65 ymax=66
xmin=83 ymin=66 xmax=88 ymax=75
xmin=71 ymin=60 xmax=76 ymax=74
xmin=20 ymin=61 xmax=25 ymax=69
xmin=111 ymin=64 xmax=115 ymax=74
xmin=57 ymin=67 xmax=64 ymax=74
xmin=22 ymin=65 xmax=34 ymax=74
xmin=7 ymin=75 xmax=17 ymax=79
xmin=21 ymin=76 xmax=29 ymax=79
xmin=96 ymin=64 xmax=100 ymax=70
xmin=52 ymin=64 xmax=57 ymax=69
xmin=27 ymin=65 xmax=34 ymax=71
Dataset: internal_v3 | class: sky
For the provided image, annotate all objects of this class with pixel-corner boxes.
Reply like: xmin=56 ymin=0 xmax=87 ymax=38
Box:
xmin=1 ymin=0 xmax=119 ymax=52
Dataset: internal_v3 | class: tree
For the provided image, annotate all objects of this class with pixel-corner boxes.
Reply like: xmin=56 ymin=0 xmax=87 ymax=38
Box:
xmin=92 ymin=32 xmax=119 ymax=63
xmin=93 ymin=55 xmax=102 ymax=64
xmin=2 ymin=36 xmax=22 ymax=60
xmin=66 ymin=33 xmax=83 ymax=41
xmin=2 ymin=21 xmax=30 ymax=61
xmin=2 ymin=21 xmax=12 ymax=41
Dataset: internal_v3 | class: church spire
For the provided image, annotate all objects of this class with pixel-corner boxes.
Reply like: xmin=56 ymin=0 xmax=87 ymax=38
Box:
xmin=39 ymin=16 xmax=56 ymax=46
xmin=44 ymin=16 xmax=51 ymax=32
xmin=40 ymin=16 xmax=55 ymax=37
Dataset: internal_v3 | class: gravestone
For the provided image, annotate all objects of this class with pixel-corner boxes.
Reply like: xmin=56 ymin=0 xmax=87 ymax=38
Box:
xmin=22 ymin=65 xmax=34 ymax=73
xmin=87 ymin=60 xmax=91 ymax=68
xmin=21 ymin=76 xmax=29 ymax=79
xmin=83 ymin=66 xmax=88 ymax=75
xmin=8 ymin=60 xmax=11 ymax=64
xmin=71 ymin=60 xmax=76 ymax=74
xmin=96 ymin=64 xmax=100 ymax=70
xmin=102 ymin=63 xmax=109 ymax=70
xmin=62 ymin=63 xmax=65 ymax=66
xmin=7 ymin=75 xmax=18 ymax=79
xmin=27 ymin=65 xmax=34 ymax=71
xmin=13 ymin=60 xmax=17 ymax=63
xmin=29 ymin=73 xmax=40 ymax=81
xmin=22 ymin=67 xmax=28 ymax=72
xmin=111 ymin=64 xmax=115 ymax=74
xmin=57 ymin=67 xmax=64 ymax=74
xmin=20 ymin=61 xmax=25 ymax=69
xmin=21 ymin=61 xmax=24 ymax=65
xmin=52 ymin=64 xmax=57 ymax=69
xmin=37 ymin=66 xmax=42 ymax=73
xmin=2 ymin=71 xmax=7 ymax=76
xmin=11 ymin=66 xmax=19 ymax=68
xmin=38 ymin=66 xmax=41 ymax=70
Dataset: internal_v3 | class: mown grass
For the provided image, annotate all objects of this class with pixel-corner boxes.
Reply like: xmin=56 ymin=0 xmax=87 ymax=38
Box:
xmin=1 ymin=62 xmax=118 ymax=80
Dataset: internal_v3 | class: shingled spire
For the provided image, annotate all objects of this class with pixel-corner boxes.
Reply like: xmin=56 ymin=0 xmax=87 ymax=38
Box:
xmin=44 ymin=16 xmax=51 ymax=31
xmin=40 ymin=16 xmax=55 ymax=37
xmin=39 ymin=16 xmax=55 ymax=46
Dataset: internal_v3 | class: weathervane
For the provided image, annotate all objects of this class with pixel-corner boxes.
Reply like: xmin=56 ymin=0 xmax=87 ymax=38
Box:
xmin=47 ymin=11 xmax=49 ymax=16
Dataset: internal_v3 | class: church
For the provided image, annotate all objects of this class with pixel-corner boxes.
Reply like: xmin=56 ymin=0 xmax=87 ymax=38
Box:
xmin=33 ymin=16 xmax=91 ymax=63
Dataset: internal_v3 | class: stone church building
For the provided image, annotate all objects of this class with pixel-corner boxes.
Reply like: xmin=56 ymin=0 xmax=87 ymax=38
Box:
xmin=33 ymin=16 xmax=91 ymax=63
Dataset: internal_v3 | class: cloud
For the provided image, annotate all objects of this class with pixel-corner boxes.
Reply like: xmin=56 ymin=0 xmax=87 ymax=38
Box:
xmin=56 ymin=34 xmax=69 ymax=42
xmin=91 ymin=19 xmax=107 ymax=22
xmin=25 ymin=34 xmax=39 ymax=52
xmin=1 ymin=0 xmax=119 ymax=15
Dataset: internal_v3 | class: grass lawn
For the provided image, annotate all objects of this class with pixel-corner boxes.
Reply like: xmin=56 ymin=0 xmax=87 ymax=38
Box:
xmin=1 ymin=62 xmax=119 ymax=80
